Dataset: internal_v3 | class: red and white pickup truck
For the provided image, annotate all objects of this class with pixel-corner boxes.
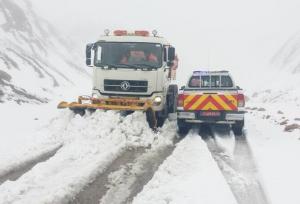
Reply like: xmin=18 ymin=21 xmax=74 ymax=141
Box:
xmin=177 ymin=70 xmax=246 ymax=135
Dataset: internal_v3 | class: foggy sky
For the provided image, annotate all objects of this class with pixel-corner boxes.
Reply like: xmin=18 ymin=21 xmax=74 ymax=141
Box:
xmin=30 ymin=0 xmax=300 ymax=89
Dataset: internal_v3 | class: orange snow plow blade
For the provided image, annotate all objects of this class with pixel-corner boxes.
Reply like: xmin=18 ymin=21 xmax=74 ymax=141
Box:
xmin=57 ymin=96 xmax=153 ymax=111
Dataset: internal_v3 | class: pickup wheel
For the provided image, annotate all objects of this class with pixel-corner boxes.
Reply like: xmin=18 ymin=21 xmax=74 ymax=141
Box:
xmin=232 ymin=120 xmax=244 ymax=136
xmin=177 ymin=119 xmax=190 ymax=136
xmin=167 ymin=85 xmax=178 ymax=114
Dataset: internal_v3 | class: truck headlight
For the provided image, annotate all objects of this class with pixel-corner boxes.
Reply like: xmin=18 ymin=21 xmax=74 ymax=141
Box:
xmin=153 ymin=96 xmax=162 ymax=106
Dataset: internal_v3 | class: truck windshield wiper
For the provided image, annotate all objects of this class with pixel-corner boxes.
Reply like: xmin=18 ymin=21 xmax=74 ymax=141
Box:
xmin=135 ymin=64 xmax=158 ymax=69
xmin=104 ymin=63 xmax=157 ymax=69
xmin=102 ymin=63 xmax=142 ymax=69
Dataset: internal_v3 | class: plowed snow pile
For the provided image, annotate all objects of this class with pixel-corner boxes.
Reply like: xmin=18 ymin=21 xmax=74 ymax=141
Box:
xmin=0 ymin=108 xmax=176 ymax=204
xmin=132 ymin=133 xmax=237 ymax=204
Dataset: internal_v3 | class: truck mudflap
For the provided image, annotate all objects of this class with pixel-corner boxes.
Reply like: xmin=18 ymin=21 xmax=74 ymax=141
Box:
xmin=57 ymin=96 xmax=153 ymax=111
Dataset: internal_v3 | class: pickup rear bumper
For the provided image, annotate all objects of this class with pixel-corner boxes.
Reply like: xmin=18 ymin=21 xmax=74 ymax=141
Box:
xmin=177 ymin=110 xmax=245 ymax=124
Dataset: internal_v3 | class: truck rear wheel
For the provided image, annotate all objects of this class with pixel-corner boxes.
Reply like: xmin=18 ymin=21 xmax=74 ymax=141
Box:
xmin=177 ymin=119 xmax=190 ymax=136
xmin=232 ymin=120 xmax=244 ymax=136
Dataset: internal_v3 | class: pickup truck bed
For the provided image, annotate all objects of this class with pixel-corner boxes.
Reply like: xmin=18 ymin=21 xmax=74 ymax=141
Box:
xmin=177 ymin=71 xmax=245 ymax=135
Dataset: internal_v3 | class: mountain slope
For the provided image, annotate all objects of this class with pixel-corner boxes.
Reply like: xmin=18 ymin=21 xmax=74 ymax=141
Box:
xmin=0 ymin=0 xmax=89 ymax=104
xmin=271 ymin=32 xmax=300 ymax=74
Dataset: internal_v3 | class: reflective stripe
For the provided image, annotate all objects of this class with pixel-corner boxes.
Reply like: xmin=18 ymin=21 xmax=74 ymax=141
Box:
xmin=183 ymin=94 xmax=238 ymax=111
xmin=211 ymin=95 xmax=231 ymax=110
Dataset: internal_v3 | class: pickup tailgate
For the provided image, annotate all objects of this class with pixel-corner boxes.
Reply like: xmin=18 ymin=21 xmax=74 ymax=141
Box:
xmin=183 ymin=91 xmax=238 ymax=111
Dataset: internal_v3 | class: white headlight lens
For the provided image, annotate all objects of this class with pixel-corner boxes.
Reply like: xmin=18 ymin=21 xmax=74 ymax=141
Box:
xmin=153 ymin=96 xmax=162 ymax=105
xmin=154 ymin=97 xmax=162 ymax=103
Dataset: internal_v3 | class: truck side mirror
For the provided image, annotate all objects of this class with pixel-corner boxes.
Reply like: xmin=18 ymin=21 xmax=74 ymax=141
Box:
xmin=168 ymin=47 xmax=175 ymax=62
xmin=180 ymin=85 xmax=186 ymax=90
xmin=86 ymin=43 xmax=94 ymax=67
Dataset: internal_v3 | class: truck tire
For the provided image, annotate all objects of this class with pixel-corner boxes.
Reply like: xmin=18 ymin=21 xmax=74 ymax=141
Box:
xmin=156 ymin=113 xmax=166 ymax=128
xmin=167 ymin=85 xmax=178 ymax=114
xmin=232 ymin=120 xmax=244 ymax=136
xmin=177 ymin=119 xmax=190 ymax=136
xmin=146 ymin=108 xmax=157 ymax=129
xmin=71 ymin=108 xmax=86 ymax=116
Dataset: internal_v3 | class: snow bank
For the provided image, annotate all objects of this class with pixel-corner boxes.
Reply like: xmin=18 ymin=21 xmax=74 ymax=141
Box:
xmin=132 ymin=133 xmax=237 ymax=204
xmin=246 ymin=114 xmax=300 ymax=204
xmin=0 ymin=107 xmax=176 ymax=204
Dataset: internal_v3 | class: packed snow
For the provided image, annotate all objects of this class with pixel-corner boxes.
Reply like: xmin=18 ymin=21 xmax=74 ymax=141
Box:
xmin=132 ymin=133 xmax=237 ymax=204
xmin=0 ymin=105 xmax=177 ymax=204
xmin=246 ymin=113 xmax=300 ymax=204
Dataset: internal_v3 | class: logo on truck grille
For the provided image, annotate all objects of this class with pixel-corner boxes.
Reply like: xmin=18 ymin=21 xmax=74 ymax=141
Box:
xmin=104 ymin=79 xmax=148 ymax=92
xmin=120 ymin=81 xmax=131 ymax=91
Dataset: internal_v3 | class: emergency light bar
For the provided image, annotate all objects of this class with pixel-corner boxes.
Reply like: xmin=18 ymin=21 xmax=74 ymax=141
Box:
xmin=192 ymin=70 xmax=229 ymax=75
xmin=110 ymin=30 xmax=153 ymax=37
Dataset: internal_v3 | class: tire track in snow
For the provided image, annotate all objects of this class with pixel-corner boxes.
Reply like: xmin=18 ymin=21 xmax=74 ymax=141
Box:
xmin=0 ymin=144 xmax=62 ymax=185
xmin=100 ymin=144 xmax=177 ymax=204
xmin=69 ymin=147 xmax=146 ymax=204
xmin=70 ymin=138 xmax=179 ymax=204
xmin=202 ymin=124 xmax=270 ymax=204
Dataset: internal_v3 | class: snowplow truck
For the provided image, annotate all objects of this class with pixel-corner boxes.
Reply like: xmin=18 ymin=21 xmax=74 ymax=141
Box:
xmin=177 ymin=70 xmax=246 ymax=135
xmin=58 ymin=30 xmax=178 ymax=129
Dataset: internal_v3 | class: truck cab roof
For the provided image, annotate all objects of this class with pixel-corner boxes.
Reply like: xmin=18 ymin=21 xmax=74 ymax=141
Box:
xmin=96 ymin=35 xmax=170 ymax=45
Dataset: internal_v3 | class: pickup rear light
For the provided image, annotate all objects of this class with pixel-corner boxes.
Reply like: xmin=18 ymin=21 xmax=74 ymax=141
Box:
xmin=237 ymin=94 xmax=245 ymax=107
xmin=178 ymin=94 xmax=185 ymax=107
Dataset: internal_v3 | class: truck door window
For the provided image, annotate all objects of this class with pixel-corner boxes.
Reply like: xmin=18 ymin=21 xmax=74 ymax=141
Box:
xmin=211 ymin=75 xmax=220 ymax=87
xmin=95 ymin=46 xmax=102 ymax=63
xmin=221 ymin=75 xmax=233 ymax=87
xmin=201 ymin=76 xmax=210 ymax=88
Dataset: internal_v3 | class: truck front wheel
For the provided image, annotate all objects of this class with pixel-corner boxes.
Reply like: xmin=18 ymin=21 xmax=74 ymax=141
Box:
xmin=167 ymin=85 xmax=178 ymax=114
xmin=146 ymin=108 xmax=157 ymax=129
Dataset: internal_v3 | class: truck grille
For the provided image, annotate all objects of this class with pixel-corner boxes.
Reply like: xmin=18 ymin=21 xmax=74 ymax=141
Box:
xmin=104 ymin=80 xmax=148 ymax=93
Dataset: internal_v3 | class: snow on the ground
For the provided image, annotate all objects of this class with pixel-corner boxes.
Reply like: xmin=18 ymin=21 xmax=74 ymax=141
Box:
xmin=211 ymin=127 xmax=236 ymax=158
xmin=246 ymin=113 xmax=300 ymax=204
xmin=132 ymin=132 xmax=237 ymax=204
xmin=246 ymin=71 xmax=300 ymax=128
xmin=0 ymin=104 xmax=176 ymax=204
xmin=100 ymin=122 xmax=176 ymax=204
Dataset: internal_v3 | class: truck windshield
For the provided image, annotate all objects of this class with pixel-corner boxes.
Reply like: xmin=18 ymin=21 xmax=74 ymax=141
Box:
xmin=188 ymin=75 xmax=233 ymax=88
xmin=94 ymin=42 xmax=162 ymax=68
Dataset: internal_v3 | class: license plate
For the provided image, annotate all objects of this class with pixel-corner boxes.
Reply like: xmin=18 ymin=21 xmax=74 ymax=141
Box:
xmin=200 ymin=111 xmax=221 ymax=117
xmin=178 ymin=112 xmax=195 ymax=119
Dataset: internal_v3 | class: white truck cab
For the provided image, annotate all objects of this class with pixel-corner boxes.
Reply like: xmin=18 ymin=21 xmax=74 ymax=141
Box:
xmin=63 ymin=30 xmax=179 ymax=128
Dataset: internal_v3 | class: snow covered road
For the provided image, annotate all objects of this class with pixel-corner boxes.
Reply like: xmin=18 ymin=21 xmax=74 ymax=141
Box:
xmin=2 ymin=102 xmax=299 ymax=204
xmin=0 ymin=106 xmax=177 ymax=204
xmin=132 ymin=132 xmax=238 ymax=204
